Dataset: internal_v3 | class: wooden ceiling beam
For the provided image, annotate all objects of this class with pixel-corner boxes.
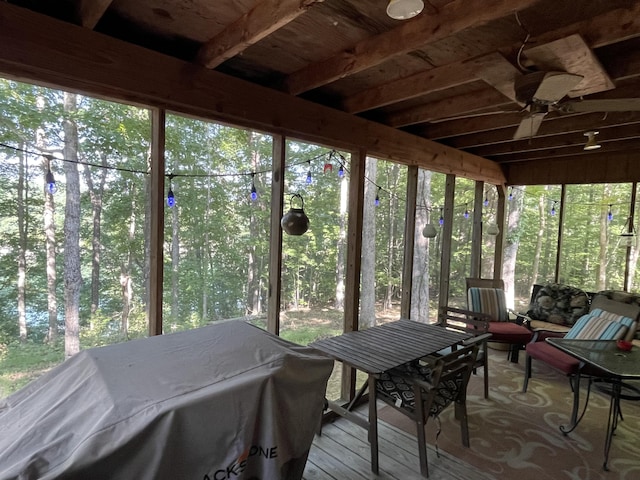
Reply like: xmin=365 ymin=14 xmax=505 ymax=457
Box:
xmin=448 ymin=112 xmax=640 ymax=149
xmin=386 ymin=87 xmax=515 ymax=128
xmin=342 ymin=60 xmax=475 ymax=114
xmin=504 ymin=150 xmax=640 ymax=185
xmin=77 ymin=0 xmax=112 ymax=29
xmin=0 ymin=2 xmax=505 ymax=186
xmin=196 ymin=0 xmax=321 ymax=69
xmin=283 ymin=0 xmax=540 ymax=95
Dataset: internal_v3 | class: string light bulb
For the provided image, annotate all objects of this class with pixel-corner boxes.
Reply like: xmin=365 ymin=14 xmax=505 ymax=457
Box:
xmin=250 ymin=173 xmax=258 ymax=201
xmin=306 ymin=160 xmax=312 ymax=184
xmin=439 ymin=208 xmax=444 ymax=226
xmin=508 ymin=187 xmax=514 ymax=201
xmin=167 ymin=188 xmax=175 ymax=208
xmin=607 ymin=204 xmax=613 ymax=222
xmin=45 ymin=168 xmax=56 ymax=194
xmin=483 ymin=195 xmax=489 ymax=207
xmin=550 ymin=200 xmax=557 ymax=216
xmin=375 ymin=186 xmax=381 ymax=207
xmin=464 ymin=204 xmax=470 ymax=219
xmin=338 ymin=164 xmax=344 ymax=178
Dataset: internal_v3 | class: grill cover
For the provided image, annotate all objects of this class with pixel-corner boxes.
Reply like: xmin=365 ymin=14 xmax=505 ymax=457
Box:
xmin=0 ymin=321 xmax=333 ymax=480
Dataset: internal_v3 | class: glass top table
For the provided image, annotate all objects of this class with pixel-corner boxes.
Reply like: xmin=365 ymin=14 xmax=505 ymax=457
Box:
xmin=546 ymin=338 xmax=640 ymax=470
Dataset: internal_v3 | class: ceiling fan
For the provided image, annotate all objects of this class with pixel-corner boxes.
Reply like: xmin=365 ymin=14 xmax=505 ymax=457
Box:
xmin=512 ymin=70 xmax=640 ymax=139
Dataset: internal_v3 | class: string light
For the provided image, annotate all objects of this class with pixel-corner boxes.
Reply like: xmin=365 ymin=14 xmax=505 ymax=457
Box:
xmin=607 ymin=204 xmax=613 ymax=222
xmin=45 ymin=167 xmax=56 ymax=194
xmin=483 ymin=195 xmax=489 ymax=207
xmin=463 ymin=203 xmax=470 ymax=219
xmin=375 ymin=186 xmax=381 ymax=207
xmin=550 ymin=200 xmax=557 ymax=216
xmin=508 ymin=187 xmax=514 ymax=201
xmin=439 ymin=207 xmax=444 ymax=226
xmin=250 ymin=173 xmax=258 ymax=201
xmin=167 ymin=174 xmax=175 ymax=207
xmin=306 ymin=160 xmax=312 ymax=184
xmin=338 ymin=164 xmax=344 ymax=178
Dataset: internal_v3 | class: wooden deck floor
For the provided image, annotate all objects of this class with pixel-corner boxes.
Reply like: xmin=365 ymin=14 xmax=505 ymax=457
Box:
xmin=303 ymin=408 xmax=498 ymax=480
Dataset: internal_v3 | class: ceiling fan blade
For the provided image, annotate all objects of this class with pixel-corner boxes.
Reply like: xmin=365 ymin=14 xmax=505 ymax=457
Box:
xmin=533 ymin=72 xmax=584 ymax=103
xmin=513 ymin=113 xmax=546 ymax=139
xmin=558 ymin=98 xmax=640 ymax=113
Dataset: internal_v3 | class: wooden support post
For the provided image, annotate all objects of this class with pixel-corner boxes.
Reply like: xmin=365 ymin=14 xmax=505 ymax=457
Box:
xmin=470 ymin=180 xmax=484 ymax=278
xmin=267 ymin=135 xmax=285 ymax=335
xmin=494 ymin=185 xmax=506 ymax=279
xmin=438 ymin=174 xmax=456 ymax=316
xmin=148 ymin=108 xmax=165 ymax=336
xmin=555 ymin=185 xmax=567 ymax=282
xmin=401 ymin=166 xmax=418 ymax=319
xmin=342 ymin=149 xmax=366 ymax=400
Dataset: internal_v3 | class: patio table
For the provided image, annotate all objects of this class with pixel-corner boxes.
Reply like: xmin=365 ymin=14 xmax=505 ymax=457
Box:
xmin=310 ymin=319 xmax=473 ymax=474
xmin=546 ymin=338 xmax=640 ymax=470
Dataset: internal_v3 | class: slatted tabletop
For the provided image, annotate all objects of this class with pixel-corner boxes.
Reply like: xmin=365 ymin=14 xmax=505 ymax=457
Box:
xmin=311 ymin=319 xmax=473 ymax=374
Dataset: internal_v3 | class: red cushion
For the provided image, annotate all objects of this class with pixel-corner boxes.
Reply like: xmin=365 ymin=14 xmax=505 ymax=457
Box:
xmin=488 ymin=322 xmax=533 ymax=344
xmin=526 ymin=341 xmax=579 ymax=375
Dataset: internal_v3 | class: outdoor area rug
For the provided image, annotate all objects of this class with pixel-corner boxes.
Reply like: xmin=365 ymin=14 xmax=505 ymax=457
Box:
xmin=378 ymin=348 xmax=640 ymax=480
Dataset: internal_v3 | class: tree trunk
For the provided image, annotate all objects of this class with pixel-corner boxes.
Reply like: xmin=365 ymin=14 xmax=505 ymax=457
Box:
xmin=597 ymin=184 xmax=611 ymax=290
xmin=246 ymin=133 xmax=262 ymax=314
xmin=171 ymin=184 xmax=179 ymax=326
xmin=503 ymin=186 xmax=525 ymax=308
xmin=40 ymin=127 xmax=58 ymax=343
xmin=360 ymin=157 xmax=377 ymax=328
xmin=63 ymin=92 xmax=82 ymax=358
xmin=121 ymin=182 xmax=137 ymax=337
xmin=334 ymin=169 xmax=348 ymax=310
xmin=529 ymin=193 xmax=546 ymax=293
xmin=82 ymin=152 xmax=107 ymax=320
xmin=384 ymin=163 xmax=399 ymax=311
xmin=411 ymin=169 xmax=431 ymax=321
xmin=17 ymin=146 xmax=28 ymax=341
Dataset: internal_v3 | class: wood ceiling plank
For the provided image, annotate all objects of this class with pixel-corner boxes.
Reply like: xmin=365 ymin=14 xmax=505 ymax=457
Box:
xmin=340 ymin=2 xmax=640 ymax=115
xmin=283 ymin=0 xmax=540 ymax=95
xmin=446 ymin=112 xmax=640 ymax=148
xmin=196 ymin=0 xmax=322 ymax=69
xmin=386 ymin=87 xmax=515 ymax=128
xmin=504 ymin=151 xmax=640 ymax=185
xmin=415 ymin=112 xmax=527 ymax=139
xmin=469 ymin=123 xmax=640 ymax=157
xmin=342 ymin=60 xmax=475 ymax=113
xmin=0 ymin=1 xmax=505 ymax=186
xmin=489 ymin=137 xmax=640 ymax=163
xmin=524 ymin=34 xmax=615 ymax=97
xmin=78 ymin=0 xmax=112 ymax=29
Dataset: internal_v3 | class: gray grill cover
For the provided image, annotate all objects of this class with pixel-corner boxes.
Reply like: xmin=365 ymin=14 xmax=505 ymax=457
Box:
xmin=0 ymin=321 xmax=333 ymax=480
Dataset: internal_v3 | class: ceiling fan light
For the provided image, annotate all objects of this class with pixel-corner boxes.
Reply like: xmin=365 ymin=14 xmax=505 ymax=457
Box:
xmin=584 ymin=130 xmax=601 ymax=150
xmin=387 ymin=0 xmax=424 ymax=20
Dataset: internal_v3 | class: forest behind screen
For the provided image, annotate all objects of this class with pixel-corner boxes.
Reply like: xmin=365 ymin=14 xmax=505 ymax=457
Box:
xmin=1 ymin=78 xmax=639 ymax=397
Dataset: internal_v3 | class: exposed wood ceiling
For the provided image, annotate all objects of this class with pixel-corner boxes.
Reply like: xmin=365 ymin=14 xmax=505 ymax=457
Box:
xmin=3 ymin=0 xmax=640 ymax=185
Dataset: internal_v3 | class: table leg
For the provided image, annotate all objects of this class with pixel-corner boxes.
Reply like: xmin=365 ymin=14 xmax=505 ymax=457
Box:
xmin=368 ymin=374 xmax=379 ymax=474
xmin=603 ymin=379 xmax=622 ymax=471
xmin=560 ymin=373 xmax=593 ymax=435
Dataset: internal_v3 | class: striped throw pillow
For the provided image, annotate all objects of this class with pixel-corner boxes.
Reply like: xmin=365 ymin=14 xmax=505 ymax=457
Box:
xmin=467 ymin=287 xmax=509 ymax=322
xmin=565 ymin=311 xmax=630 ymax=340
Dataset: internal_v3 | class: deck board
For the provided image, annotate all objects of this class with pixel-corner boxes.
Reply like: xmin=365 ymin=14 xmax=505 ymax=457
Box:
xmin=304 ymin=404 xmax=498 ymax=480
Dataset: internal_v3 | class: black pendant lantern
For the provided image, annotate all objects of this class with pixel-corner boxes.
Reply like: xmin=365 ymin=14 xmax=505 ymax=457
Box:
xmin=281 ymin=193 xmax=309 ymax=236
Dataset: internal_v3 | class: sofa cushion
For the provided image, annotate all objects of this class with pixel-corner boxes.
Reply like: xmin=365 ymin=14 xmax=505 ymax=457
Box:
xmin=488 ymin=321 xmax=533 ymax=344
xmin=526 ymin=342 xmax=579 ymax=375
xmin=527 ymin=283 xmax=589 ymax=327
